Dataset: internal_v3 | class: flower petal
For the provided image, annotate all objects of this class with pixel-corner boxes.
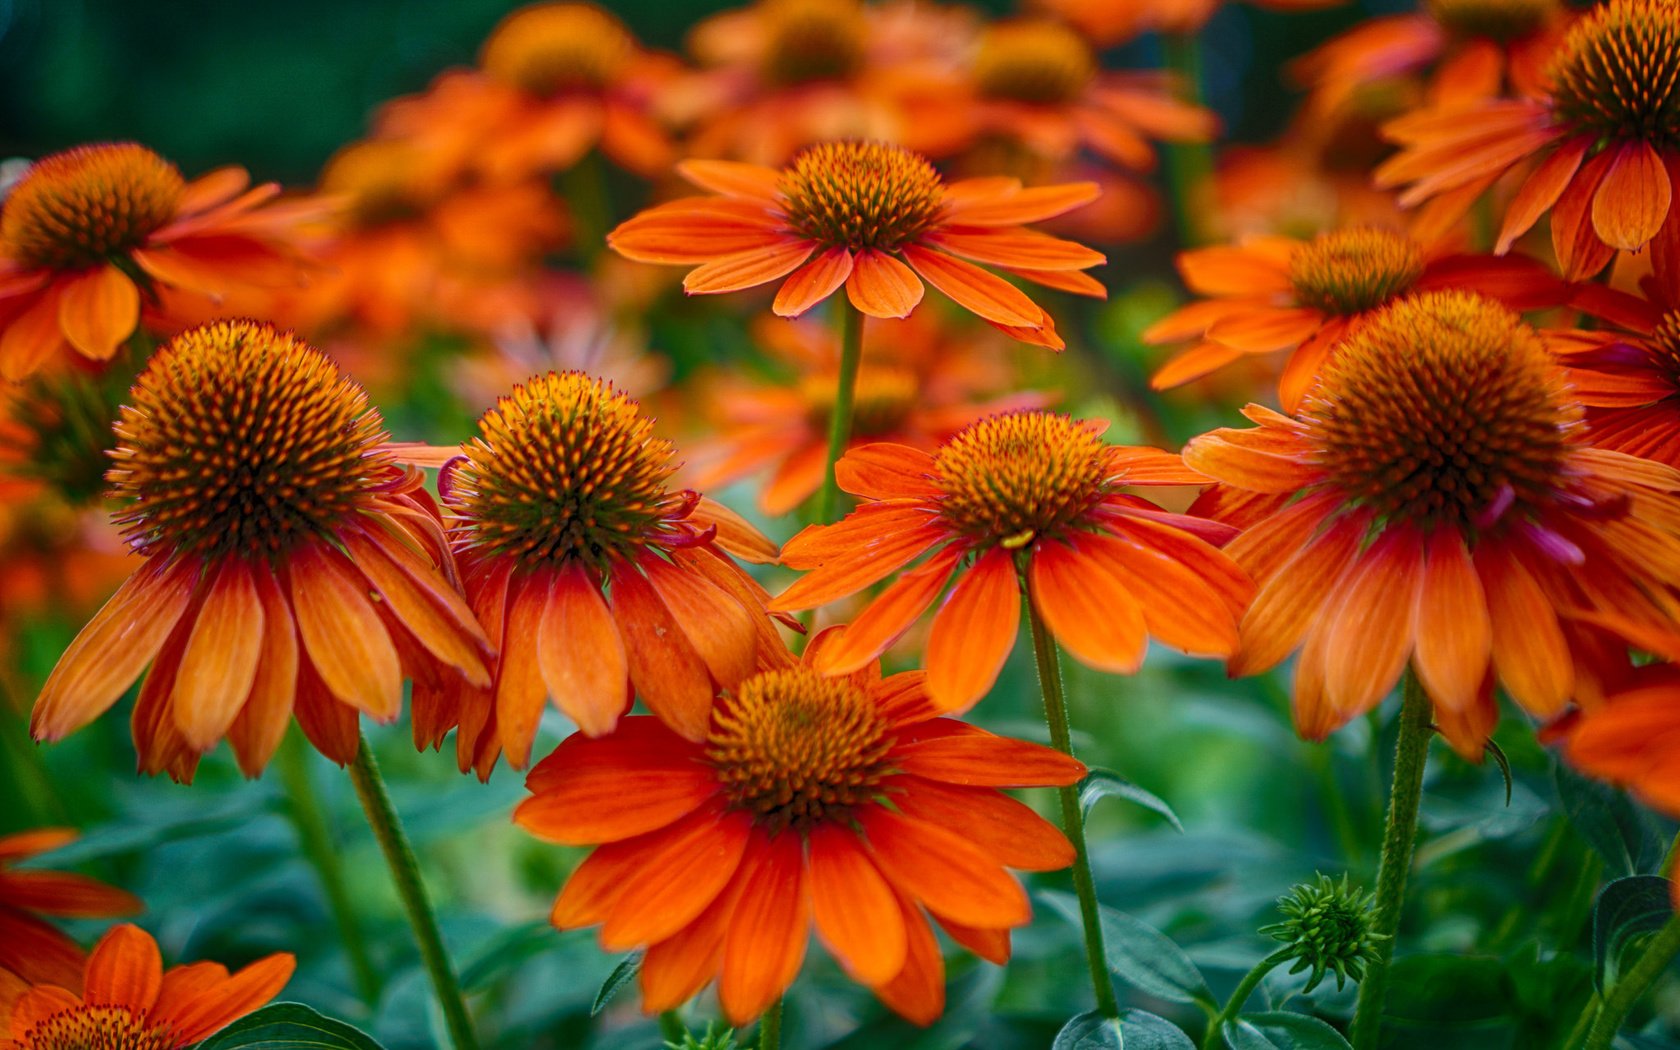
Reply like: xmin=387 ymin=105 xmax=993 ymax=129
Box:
xmin=84 ymin=924 xmax=162 ymax=1010
xmin=1412 ymin=529 xmax=1492 ymax=712
xmin=684 ymin=240 xmax=815 ymax=295
xmin=902 ymin=245 xmax=1044 ymax=328
xmin=772 ymin=247 xmax=853 ymax=317
xmin=601 ymin=808 xmax=754 ymax=950
xmin=1027 ymin=537 xmax=1149 ymax=674
xmin=289 ymin=542 xmax=402 ymax=721
xmin=610 ymin=565 xmax=715 ymax=741
xmin=718 ymin=830 xmax=809 ymax=1025
xmin=846 ymin=249 xmax=925 ymax=318
xmin=537 ymin=565 xmax=630 ymax=738
xmin=859 ymin=808 xmax=1029 ymax=928
xmin=925 ymin=547 xmax=1020 ymax=711
xmin=813 ymin=546 xmax=960 ymax=675
xmin=57 ymin=265 xmax=139 ymax=361
xmin=807 ymin=824 xmax=906 ymax=985
xmin=171 ymin=558 xmax=265 ymax=750
xmin=1592 ymin=140 xmax=1672 ymax=251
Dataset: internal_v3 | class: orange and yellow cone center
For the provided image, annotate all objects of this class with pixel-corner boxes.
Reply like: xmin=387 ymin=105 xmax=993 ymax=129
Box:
xmin=800 ymin=364 xmax=917 ymax=435
xmin=759 ymin=0 xmax=868 ymax=85
xmin=481 ymin=2 xmax=633 ymax=95
xmin=24 ymin=1004 xmax=176 ymax=1050
xmin=1306 ymin=291 xmax=1578 ymax=530
xmin=0 ymin=143 xmax=183 ymax=270
xmin=1548 ymin=0 xmax=1680 ymax=147
xmin=108 ymin=321 xmax=389 ymax=562
xmin=935 ymin=410 xmax=1109 ymax=544
xmin=974 ymin=21 xmax=1097 ymax=106
xmin=453 ymin=371 xmax=677 ymax=568
xmin=1287 ymin=228 xmax=1425 ymax=316
xmin=779 ymin=141 xmax=947 ymax=253
xmin=1425 ymin=0 xmax=1557 ymax=41
xmin=321 ymin=141 xmax=443 ymax=228
xmin=707 ymin=665 xmax=894 ymax=834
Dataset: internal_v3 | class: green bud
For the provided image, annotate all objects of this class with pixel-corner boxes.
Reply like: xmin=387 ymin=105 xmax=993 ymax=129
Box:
xmin=665 ymin=1021 xmax=738 ymax=1050
xmin=1259 ymin=873 xmax=1386 ymax=993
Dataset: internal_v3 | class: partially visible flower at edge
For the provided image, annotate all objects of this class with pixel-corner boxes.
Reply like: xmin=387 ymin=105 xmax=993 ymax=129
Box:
xmin=0 ymin=829 xmax=141 ymax=990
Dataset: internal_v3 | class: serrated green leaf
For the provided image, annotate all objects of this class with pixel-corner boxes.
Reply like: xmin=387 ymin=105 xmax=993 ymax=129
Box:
xmin=1223 ymin=1012 xmax=1352 ymax=1050
xmin=1054 ymin=1010 xmax=1196 ymax=1050
xmin=1042 ymin=891 xmax=1213 ymax=1008
xmin=1556 ymin=765 xmax=1663 ymax=877
xmin=593 ymin=951 xmax=643 ymax=1015
xmin=195 ymin=1003 xmax=386 ymax=1050
xmin=1080 ymin=769 xmax=1185 ymax=832
xmin=1593 ymin=876 xmax=1674 ymax=993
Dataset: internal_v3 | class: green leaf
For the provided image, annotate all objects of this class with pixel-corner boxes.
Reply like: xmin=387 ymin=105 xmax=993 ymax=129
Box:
xmin=1484 ymin=739 xmax=1513 ymax=806
xmin=1053 ymin=1010 xmax=1195 ymax=1050
xmin=593 ymin=951 xmax=643 ymax=1015
xmin=1593 ymin=876 xmax=1674 ymax=993
xmin=1080 ymin=769 xmax=1185 ymax=833
xmin=195 ymin=1003 xmax=386 ymax=1050
xmin=1556 ymin=765 xmax=1664 ymax=877
xmin=1042 ymin=891 xmax=1214 ymax=1008
xmin=1222 ymin=1013 xmax=1353 ymax=1050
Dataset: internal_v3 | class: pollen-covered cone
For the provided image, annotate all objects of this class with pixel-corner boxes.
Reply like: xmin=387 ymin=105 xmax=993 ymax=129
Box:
xmin=29 ymin=320 xmax=492 ymax=782
xmin=0 ymin=924 xmax=293 ymax=1050
xmin=0 ymin=143 xmax=328 ymax=381
xmin=425 ymin=371 xmax=783 ymax=779
xmin=607 ymin=140 xmax=1106 ymax=349
xmin=0 ymin=829 xmax=141 ymax=991
xmin=769 ymin=410 xmax=1253 ymax=712
xmin=1184 ymin=291 xmax=1680 ymax=755
xmin=514 ymin=632 xmax=1083 ymax=1026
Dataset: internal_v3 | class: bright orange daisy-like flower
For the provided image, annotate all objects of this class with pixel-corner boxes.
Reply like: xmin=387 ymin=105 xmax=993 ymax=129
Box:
xmin=0 ymin=143 xmax=323 ymax=381
xmin=607 ymin=140 xmax=1105 ymax=349
xmin=1552 ymin=284 xmax=1680 ymax=468
xmin=422 ymin=371 xmax=781 ymax=777
xmin=29 ymin=320 xmax=491 ymax=781
xmin=0 ymin=829 xmax=141 ymax=990
xmin=769 ymin=409 xmax=1252 ymax=712
xmin=1185 ymin=291 xmax=1680 ymax=753
xmin=1145 ymin=226 xmax=1567 ymax=410
xmin=515 ymin=635 xmax=1082 ymax=1025
xmin=1378 ymin=0 xmax=1680 ymax=281
xmin=0 ymin=924 xmax=293 ymax=1050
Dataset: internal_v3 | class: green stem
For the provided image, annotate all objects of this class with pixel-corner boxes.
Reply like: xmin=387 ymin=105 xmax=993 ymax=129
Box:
xmin=658 ymin=1010 xmax=685 ymax=1044
xmin=1162 ymin=31 xmax=1215 ymax=248
xmin=1348 ymin=673 xmax=1433 ymax=1050
xmin=1201 ymin=948 xmax=1292 ymax=1050
xmin=347 ymin=732 xmax=479 ymax=1049
xmin=560 ymin=150 xmax=611 ymax=265
xmin=1584 ymin=914 xmax=1680 ymax=1050
xmin=813 ymin=301 xmax=864 ymax=528
xmin=278 ymin=732 xmax=382 ymax=1007
xmin=758 ymin=998 xmax=783 ymax=1050
xmin=1028 ymin=601 xmax=1121 ymax=1017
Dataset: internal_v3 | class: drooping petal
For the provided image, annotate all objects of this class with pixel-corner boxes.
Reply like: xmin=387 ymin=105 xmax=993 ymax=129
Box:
xmin=846 ymin=249 xmax=925 ymax=318
xmin=1496 ymin=136 xmax=1590 ymax=252
xmin=1479 ymin=544 xmax=1573 ymax=715
xmin=288 ymin=543 xmax=402 ymax=721
xmin=57 ymin=265 xmax=140 ymax=361
xmin=1321 ymin=529 xmax=1424 ymax=720
xmin=227 ymin=568 xmax=299 ymax=777
xmin=807 ymin=824 xmax=907 ymax=986
xmin=641 ymin=554 xmax=757 ymax=690
xmin=901 ymin=245 xmax=1043 ymax=327
xmin=1412 ymin=529 xmax=1492 ymax=712
xmin=873 ymin=899 xmax=945 ymax=1024
xmin=925 ymin=548 xmax=1020 ymax=711
xmin=1591 ymin=140 xmax=1673 ymax=251
xmin=813 ymin=546 xmax=960 ymax=675
xmin=610 ymin=565 xmax=715 ymax=741
xmin=772 ymin=247 xmax=853 ymax=317
xmin=495 ymin=572 xmax=551 ymax=768
xmin=536 ymin=565 xmax=629 ymax=738
xmin=1027 ymin=538 xmax=1148 ymax=674
xmin=600 ymin=809 xmax=755 ymax=951
xmin=718 ymin=830 xmax=809 ymax=1025
xmin=171 ymin=558 xmax=265 ymax=750
xmin=341 ymin=525 xmax=491 ymax=686
xmin=859 ymin=808 xmax=1029 ymax=928
xmin=0 ymin=287 xmax=66 ymax=380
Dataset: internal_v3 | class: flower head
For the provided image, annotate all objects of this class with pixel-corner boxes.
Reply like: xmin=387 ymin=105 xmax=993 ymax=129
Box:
xmin=429 ymin=371 xmax=781 ymax=775
xmin=769 ymin=409 xmax=1252 ymax=710
xmin=1556 ymin=288 xmax=1680 ymax=467
xmin=0 ymin=143 xmax=325 ymax=380
xmin=0 ymin=924 xmax=292 ymax=1050
xmin=1185 ymin=291 xmax=1680 ymax=751
xmin=0 ymin=829 xmax=141 ymax=990
xmin=515 ymin=637 xmax=1083 ymax=1025
xmin=609 ymin=140 xmax=1105 ymax=348
xmin=1261 ymin=875 xmax=1384 ymax=993
xmin=30 ymin=320 xmax=491 ymax=781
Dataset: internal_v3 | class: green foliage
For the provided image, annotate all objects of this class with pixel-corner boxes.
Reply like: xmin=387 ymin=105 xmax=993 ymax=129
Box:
xmin=1221 ymin=1013 xmax=1351 ymax=1050
xmin=196 ymin=1003 xmax=388 ymax=1050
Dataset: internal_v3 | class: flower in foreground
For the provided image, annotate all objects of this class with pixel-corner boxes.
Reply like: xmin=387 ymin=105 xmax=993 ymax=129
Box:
xmin=30 ymin=320 xmax=492 ymax=781
xmin=1145 ymin=226 xmax=1566 ymax=410
xmin=514 ymin=636 xmax=1082 ymax=1025
xmin=1185 ymin=291 xmax=1680 ymax=752
xmin=0 ymin=924 xmax=293 ymax=1050
xmin=0 ymin=143 xmax=323 ymax=380
xmin=426 ymin=370 xmax=782 ymax=777
xmin=607 ymin=140 xmax=1105 ymax=348
xmin=770 ymin=409 xmax=1252 ymax=711
xmin=0 ymin=829 xmax=141 ymax=990
xmin=1376 ymin=0 xmax=1680 ymax=281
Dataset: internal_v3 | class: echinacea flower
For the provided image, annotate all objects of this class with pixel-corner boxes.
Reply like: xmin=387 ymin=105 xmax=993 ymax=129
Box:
xmin=1184 ymin=291 xmax=1680 ymax=753
xmin=1145 ymin=226 xmax=1566 ymax=410
xmin=769 ymin=409 xmax=1252 ymax=711
xmin=607 ymin=140 xmax=1106 ymax=349
xmin=0 ymin=143 xmax=324 ymax=380
xmin=423 ymin=371 xmax=781 ymax=777
xmin=0 ymin=829 xmax=140 ymax=990
xmin=0 ymin=924 xmax=293 ymax=1050
xmin=687 ymin=312 xmax=1051 ymax=515
xmin=30 ymin=320 xmax=492 ymax=781
xmin=1377 ymin=0 xmax=1680 ymax=281
xmin=1550 ymin=281 xmax=1680 ymax=468
xmin=514 ymin=635 xmax=1082 ymax=1025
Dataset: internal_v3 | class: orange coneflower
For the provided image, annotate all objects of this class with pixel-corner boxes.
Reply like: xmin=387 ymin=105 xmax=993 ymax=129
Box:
xmin=768 ymin=409 xmax=1251 ymax=712
xmin=1552 ymin=283 xmax=1680 ymax=467
xmin=0 ymin=829 xmax=140 ymax=990
xmin=1377 ymin=0 xmax=1680 ymax=282
xmin=1294 ymin=0 xmax=1573 ymax=118
xmin=29 ymin=320 xmax=492 ymax=781
xmin=687 ymin=311 xmax=1052 ymax=516
xmin=0 ymin=924 xmax=293 ymax=1050
xmin=1144 ymin=226 xmax=1567 ymax=410
xmin=423 ymin=371 xmax=781 ymax=777
xmin=0 ymin=143 xmax=324 ymax=381
xmin=1031 ymin=0 xmax=1344 ymax=41
xmin=515 ymin=634 xmax=1082 ymax=1025
xmin=1184 ymin=291 xmax=1680 ymax=754
xmin=608 ymin=140 xmax=1105 ymax=349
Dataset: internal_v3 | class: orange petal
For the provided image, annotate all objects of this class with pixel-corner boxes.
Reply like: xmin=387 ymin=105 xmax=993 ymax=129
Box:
xmin=893 ymin=730 xmax=1086 ymax=787
xmin=178 ymin=166 xmax=250 ymax=214
xmin=925 ymin=547 xmax=1020 ymax=711
xmin=1412 ymin=530 xmax=1491 ymax=712
xmin=162 ymin=953 xmax=295 ymax=1044
xmin=691 ymin=497 xmax=779 ymax=564
xmin=1592 ymin=140 xmax=1673 ymax=252
xmin=1479 ymin=544 xmax=1573 ymax=716
xmin=927 ymin=229 xmax=1105 ymax=271
xmin=601 ymin=808 xmax=754 ymax=950
xmin=514 ymin=760 xmax=714 ymax=846
xmin=641 ymin=554 xmax=757 ymax=690
xmin=171 ymin=558 xmax=265 ymax=750
xmin=860 ymin=808 xmax=1029 ymax=928
xmin=0 ymin=828 xmax=78 ymax=863
xmin=1497 ymin=136 xmax=1589 ymax=253
xmin=1321 ymin=530 xmax=1424 ymax=720
xmin=152 ymin=962 xmax=230 ymax=1026
xmin=84 ymin=924 xmax=162 ymax=1010
xmin=1205 ymin=307 xmax=1323 ymax=353
xmin=1176 ymin=241 xmax=1295 ymax=296
xmin=495 ymin=573 xmax=551 ymax=768
xmin=772 ymin=510 xmax=947 ymax=610
xmin=676 ymin=159 xmax=782 ymax=201
xmin=288 ymin=542 xmax=402 ymax=721
xmin=1553 ymin=148 xmax=1618 ymax=281
xmin=341 ymin=526 xmax=490 ymax=687
xmin=57 ymin=265 xmax=139 ymax=361
xmin=1181 ymin=426 xmax=1316 ymax=492
xmin=1080 ymin=531 xmax=1242 ymax=658
xmin=1231 ymin=514 xmax=1364 ymax=676
xmin=807 ymin=824 xmax=906 ymax=986
xmin=0 ymin=287 xmax=66 ymax=380
xmin=902 ymin=245 xmax=1044 ymax=328
xmin=772 ymin=247 xmax=853 ymax=317
xmin=10 ymin=985 xmax=83 ymax=1034
xmin=718 ymin=831 xmax=809 ymax=1025
xmin=942 ymin=182 xmax=1100 ymax=226
xmin=873 ymin=900 xmax=945 ymax=1025
xmin=537 ymin=565 xmax=629 ymax=738
xmin=834 ymin=443 xmax=940 ymax=500
xmin=607 ymin=198 xmax=787 ymax=263
xmin=1006 ymin=266 xmax=1107 ymax=297
xmin=1027 ymin=538 xmax=1148 ymax=674
xmin=892 ymin=776 xmax=1074 ymax=871
xmin=684 ymin=241 xmax=815 ymax=295
xmin=847 ymin=250 xmax=925 ymax=318
xmin=1151 ymin=340 xmax=1246 ymax=390
xmin=227 ymin=568 xmax=298 ymax=777
xmin=812 ymin=546 xmax=960 ymax=675
xmin=610 ymin=565 xmax=715 ymax=741
xmin=639 ymin=884 xmax=734 ymax=1012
